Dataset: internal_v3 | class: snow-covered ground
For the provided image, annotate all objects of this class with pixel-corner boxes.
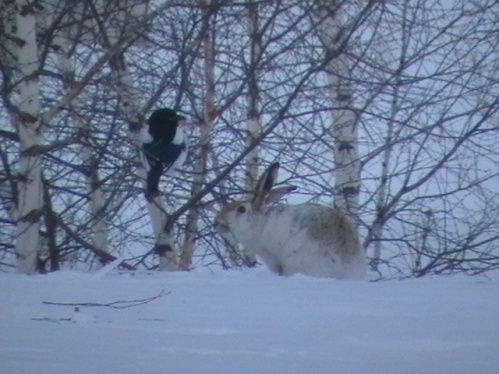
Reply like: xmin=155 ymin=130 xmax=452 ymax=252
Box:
xmin=1 ymin=267 xmax=498 ymax=374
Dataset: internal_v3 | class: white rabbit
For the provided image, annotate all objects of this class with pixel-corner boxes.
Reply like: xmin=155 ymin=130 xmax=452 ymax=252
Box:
xmin=215 ymin=162 xmax=367 ymax=279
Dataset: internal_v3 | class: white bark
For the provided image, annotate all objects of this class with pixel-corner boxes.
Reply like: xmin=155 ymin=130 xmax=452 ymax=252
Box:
xmin=239 ymin=0 xmax=261 ymax=267
xmin=316 ymin=0 xmax=361 ymax=220
xmin=53 ymin=34 xmax=110 ymax=264
xmin=180 ymin=0 xmax=214 ymax=270
xmin=245 ymin=1 xmax=261 ymax=192
xmin=87 ymin=1 xmax=178 ymax=271
xmin=110 ymin=55 xmax=178 ymax=271
xmin=13 ymin=0 xmax=43 ymax=274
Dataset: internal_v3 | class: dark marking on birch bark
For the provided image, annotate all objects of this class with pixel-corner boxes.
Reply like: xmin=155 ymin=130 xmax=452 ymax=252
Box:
xmin=338 ymin=141 xmax=354 ymax=151
xmin=19 ymin=207 xmax=44 ymax=222
xmin=154 ymin=243 xmax=174 ymax=256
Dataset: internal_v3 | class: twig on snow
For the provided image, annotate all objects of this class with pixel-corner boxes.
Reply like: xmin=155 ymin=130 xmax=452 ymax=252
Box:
xmin=42 ymin=290 xmax=169 ymax=309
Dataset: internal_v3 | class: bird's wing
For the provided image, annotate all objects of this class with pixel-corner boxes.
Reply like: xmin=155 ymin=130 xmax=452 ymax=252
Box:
xmin=143 ymin=140 xmax=185 ymax=167
xmin=142 ymin=142 xmax=160 ymax=167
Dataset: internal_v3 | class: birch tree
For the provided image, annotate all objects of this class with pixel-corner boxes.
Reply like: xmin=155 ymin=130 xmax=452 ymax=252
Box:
xmin=245 ymin=0 xmax=261 ymax=192
xmin=240 ymin=0 xmax=261 ymax=266
xmin=85 ymin=0 xmax=180 ymax=270
xmin=368 ymin=0 xmax=411 ymax=270
xmin=110 ymin=55 xmax=180 ymax=271
xmin=51 ymin=30 xmax=110 ymax=266
xmin=314 ymin=0 xmax=361 ymax=220
xmin=0 ymin=1 xmax=497 ymax=277
xmin=11 ymin=0 xmax=44 ymax=274
xmin=356 ymin=0 xmax=499 ymax=277
xmin=180 ymin=0 xmax=215 ymax=270
xmin=0 ymin=1 xmax=19 ymax=258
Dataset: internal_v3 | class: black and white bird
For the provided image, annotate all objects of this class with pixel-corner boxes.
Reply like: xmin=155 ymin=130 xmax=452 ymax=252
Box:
xmin=140 ymin=107 xmax=187 ymax=195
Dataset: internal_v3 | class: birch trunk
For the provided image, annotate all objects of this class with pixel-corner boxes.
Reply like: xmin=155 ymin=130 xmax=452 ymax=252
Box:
xmin=316 ymin=0 xmax=361 ymax=220
xmin=245 ymin=1 xmax=261 ymax=192
xmin=62 ymin=0 xmax=177 ymax=269
xmin=0 ymin=120 xmax=17 ymax=221
xmin=238 ymin=0 xmax=261 ymax=267
xmin=371 ymin=108 xmax=394 ymax=268
xmin=41 ymin=176 xmax=59 ymax=271
xmin=54 ymin=35 xmax=110 ymax=265
xmin=13 ymin=0 xmax=44 ymax=274
xmin=88 ymin=2 xmax=177 ymax=271
xmin=180 ymin=0 xmax=214 ymax=270
xmin=109 ymin=54 xmax=177 ymax=271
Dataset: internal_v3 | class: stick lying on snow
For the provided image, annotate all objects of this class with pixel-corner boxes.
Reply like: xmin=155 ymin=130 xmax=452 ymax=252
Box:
xmin=42 ymin=290 xmax=169 ymax=309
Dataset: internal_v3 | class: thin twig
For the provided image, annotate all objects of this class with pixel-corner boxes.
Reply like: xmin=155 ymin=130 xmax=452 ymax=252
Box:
xmin=42 ymin=290 xmax=169 ymax=309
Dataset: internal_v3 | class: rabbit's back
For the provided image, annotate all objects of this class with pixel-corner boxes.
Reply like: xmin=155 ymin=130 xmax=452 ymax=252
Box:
xmin=255 ymin=204 xmax=367 ymax=279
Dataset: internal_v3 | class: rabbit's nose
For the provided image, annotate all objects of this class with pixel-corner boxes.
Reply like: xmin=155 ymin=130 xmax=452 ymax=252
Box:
xmin=214 ymin=219 xmax=221 ymax=230
xmin=214 ymin=219 xmax=229 ymax=234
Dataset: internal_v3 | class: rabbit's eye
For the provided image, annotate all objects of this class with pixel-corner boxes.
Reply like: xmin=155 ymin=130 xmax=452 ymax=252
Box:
xmin=237 ymin=205 xmax=246 ymax=214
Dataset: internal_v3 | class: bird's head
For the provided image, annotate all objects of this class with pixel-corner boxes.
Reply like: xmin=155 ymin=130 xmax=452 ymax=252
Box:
xmin=148 ymin=108 xmax=186 ymax=128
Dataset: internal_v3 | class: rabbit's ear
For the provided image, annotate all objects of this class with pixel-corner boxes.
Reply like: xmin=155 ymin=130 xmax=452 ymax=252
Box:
xmin=265 ymin=186 xmax=297 ymax=205
xmin=252 ymin=162 xmax=280 ymax=210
